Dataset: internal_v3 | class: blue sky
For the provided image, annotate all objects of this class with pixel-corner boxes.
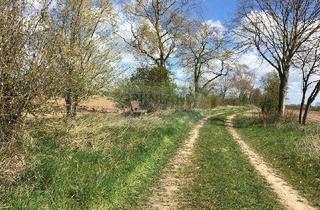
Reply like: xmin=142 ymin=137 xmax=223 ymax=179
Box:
xmin=201 ymin=0 xmax=238 ymax=22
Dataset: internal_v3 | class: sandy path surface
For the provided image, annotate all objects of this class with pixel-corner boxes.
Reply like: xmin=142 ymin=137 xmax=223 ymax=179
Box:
xmin=226 ymin=114 xmax=316 ymax=210
xmin=146 ymin=113 xmax=219 ymax=209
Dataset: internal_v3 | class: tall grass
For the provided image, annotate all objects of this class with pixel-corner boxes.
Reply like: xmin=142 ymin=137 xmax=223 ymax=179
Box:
xmin=1 ymin=110 xmax=203 ymax=209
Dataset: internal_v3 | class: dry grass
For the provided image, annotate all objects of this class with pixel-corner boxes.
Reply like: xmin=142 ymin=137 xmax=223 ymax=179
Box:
xmin=50 ymin=95 xmax=118 ymax=113
xmin=299 ymin=134 xmax=320 ymax=157
xmin=0 ymin=152 xmax=27 ymax=185
xmin=65 ymin=110 xmax=175 ymax=150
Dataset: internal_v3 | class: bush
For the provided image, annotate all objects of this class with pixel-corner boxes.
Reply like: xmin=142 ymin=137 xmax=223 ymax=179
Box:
xmin=260 ymin=72 xmax=280 ymax=115
xmin=112 ymin=66 xmax=227 ymax=111
xmin=112 ymin=82 xmax=178 ymax=111
xmin=195 ymin=94 xmax=223 ymax=109
xmin=258 ymin=112 xmax=280 ymax=125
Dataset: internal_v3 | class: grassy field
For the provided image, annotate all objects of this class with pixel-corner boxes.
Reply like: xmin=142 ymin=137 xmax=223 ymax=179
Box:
xmin=2 ymin=107 xmax=317 ymax=209
xmin=234 ymin=115 xmax=320 ymax=207
xmin=179 ymin=113 xmax=284 ymax=209
xmin=1 ymin=110 xmax=205 ymax=209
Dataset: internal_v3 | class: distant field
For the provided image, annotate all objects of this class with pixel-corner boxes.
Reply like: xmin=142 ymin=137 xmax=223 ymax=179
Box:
xmin=287 ymin=109 xmax=320 ymax=123
xmin=50 ymin=95 xmax=119 ymax=113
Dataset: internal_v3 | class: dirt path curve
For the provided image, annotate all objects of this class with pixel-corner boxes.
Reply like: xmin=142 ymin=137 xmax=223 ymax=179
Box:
xmin=226 ymin=114 xmax=316 ymax=210
xmin=146 ymin=113 xmax=220 ymax=209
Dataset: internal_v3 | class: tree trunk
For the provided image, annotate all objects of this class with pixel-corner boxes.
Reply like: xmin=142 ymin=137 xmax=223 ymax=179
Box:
xmin=302 ymin=81 xmax=320 ymax=124
xmin=72 ymin=95 xmax=79 ymax=117
xmin=278 ymin=73 xmax=289 ymax=116
xmin=222 ymin=90 xmax=226 ymax=100
xmin=194 ymin=73 xmax=200 ymax=108
xmin=194 ymin=82 xmax=200 ymax=97
xmin=0 ymin=84 xmax=20 ymax=144
xmin=302 ymin=100 xmax=311 ymax=125
xmin=65 ymin=93 xmax=73 ymax=118
xmin=1 ymin=117 xmax=18 ymax=143
xmin=299 ymin=88 xmax=307 ymax=124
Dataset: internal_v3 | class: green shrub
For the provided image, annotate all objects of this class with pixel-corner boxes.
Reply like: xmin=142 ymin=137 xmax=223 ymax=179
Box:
xmin=260 ymin=73 xmax=280 ymax=115
xmin=112 ymin=66 xmax=179 ymax=110
xmin=113 ymin=82 xmax=178 ymax=111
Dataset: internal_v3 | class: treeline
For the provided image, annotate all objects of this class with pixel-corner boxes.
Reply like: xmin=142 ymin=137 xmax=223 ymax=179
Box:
xmin=1 ymin=0 xmax=320 ymax=149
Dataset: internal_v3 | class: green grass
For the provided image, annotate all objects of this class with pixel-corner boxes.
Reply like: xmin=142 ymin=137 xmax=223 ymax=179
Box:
xmin=1 ymin=110 xmax=206 ymax=209
xmin=180 ymin=114 xmax=284 ymax=209
xmin=234 ymin=115 xmax=320 ymax=207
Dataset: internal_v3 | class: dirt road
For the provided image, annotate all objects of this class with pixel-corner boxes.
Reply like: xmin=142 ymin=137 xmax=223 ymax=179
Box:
xmin=226 ymin=114 xmax=316 ymax=210
xmin=146 ymin=114 xmax=216 ymax=209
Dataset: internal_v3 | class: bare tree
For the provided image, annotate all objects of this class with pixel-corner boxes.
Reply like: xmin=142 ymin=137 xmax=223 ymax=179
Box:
xmin=235 ymin=0 xmax=320 ymax=116
xmin=232 ymin=66 xmax=256 ymax=102
xmin=302 ymin=81 xmax=320 ymax=124
xmin=178 ymin=19 xmax=231 ymax=97
xmin=0 ymin=0 xmax=55 ymax=146
xmin=124 ymin=0 xmax=191 ymax=78
xmin=294 ymin=38 xmax=320 ymax=124
xmin=49 ymin=0 xmax=117 ymax=117
xmin=213 ymin=76 xmax=233 ymax=99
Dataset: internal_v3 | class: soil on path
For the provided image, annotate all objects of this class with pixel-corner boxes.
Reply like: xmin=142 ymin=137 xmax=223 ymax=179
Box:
xmin=226 ymin=114 xmax=316 ymax=210
xmin=146 ymin=114 xmax=216 ymax=209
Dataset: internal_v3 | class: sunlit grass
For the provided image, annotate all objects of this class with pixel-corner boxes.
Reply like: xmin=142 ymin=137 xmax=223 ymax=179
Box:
xmin=179 ymin=113 xmax=283 ymax=209
xmin=1 ymin=110 xmax=205 ymax=209
xmin=234 ymin=115 xmax=320 ymax=207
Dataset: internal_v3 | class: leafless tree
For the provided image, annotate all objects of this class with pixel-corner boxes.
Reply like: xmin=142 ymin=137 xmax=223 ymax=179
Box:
xmin=235 ymin=0 xmax=320 ymax=116
xmin=302 ymin=81 xmax=320 ymax=124
xmin=213 ymin=76 xmax=234 ymax=99
xmin=124 ymin=0 xmax=191 ymax=76
xmin=294 ymin=38 xmax=320 ymax=124
xmin=232 ymin=66 xmax=256 ymax=102
xmin=178 ymin=19 xmax=231 ymax=97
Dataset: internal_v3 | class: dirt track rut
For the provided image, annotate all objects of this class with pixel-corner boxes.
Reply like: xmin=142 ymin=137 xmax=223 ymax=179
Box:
xmin=226 ymin=114 xmax=316 ymax=210
xmin=146 ymin=115 xmax=214 ymax=209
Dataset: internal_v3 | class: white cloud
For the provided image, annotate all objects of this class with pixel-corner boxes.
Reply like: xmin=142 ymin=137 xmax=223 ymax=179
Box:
xmin=120 ymin=52 xmax=138 ymax=65
xmin=205 ymin=20 xmax=226 ymax=32
xmin=238 ymin=50 xmax=273 ymax=81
